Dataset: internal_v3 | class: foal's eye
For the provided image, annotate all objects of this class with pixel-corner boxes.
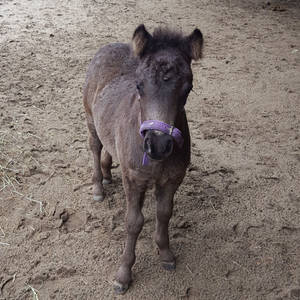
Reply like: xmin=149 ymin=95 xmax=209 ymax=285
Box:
xmin=136 ymin=83 xmax=144 ymax=95
xmin=181 ymin=84 xmax=193 ymax=106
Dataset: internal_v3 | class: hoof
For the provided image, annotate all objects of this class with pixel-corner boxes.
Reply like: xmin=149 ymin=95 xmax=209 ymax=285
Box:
xmin=113 ymin=281 xmax=129 ymax=295
xmin=102 ymin=178 xmax=112 ymax=185
xmin=162 ymin=260 xmax=176 ymax=271
xmin=93 ymin=194 xmax=104 ymax=202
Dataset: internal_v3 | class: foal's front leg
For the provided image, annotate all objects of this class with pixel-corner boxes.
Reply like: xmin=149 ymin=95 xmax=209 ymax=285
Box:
xmin=114 ymin=176 xmax=146 ymax=294
xmin=155 ymin=182 xmax=180 ymax=270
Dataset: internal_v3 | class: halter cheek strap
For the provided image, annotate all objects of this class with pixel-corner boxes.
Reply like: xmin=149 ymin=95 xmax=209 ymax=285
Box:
xmin=139 ymin=120 xmax=184 ymax=165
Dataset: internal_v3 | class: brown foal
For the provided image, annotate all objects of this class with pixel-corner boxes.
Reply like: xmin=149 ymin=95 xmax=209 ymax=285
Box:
xmin=83 ymin=24 xmax=203 ymax=294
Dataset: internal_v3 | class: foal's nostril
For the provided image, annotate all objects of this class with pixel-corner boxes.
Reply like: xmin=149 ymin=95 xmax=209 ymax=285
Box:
xmin=162 ymin=136 xmax=173 ymax=156
xmin=144 ymin=137 xmax=154 ymax=155
xmin=164 ymin=139 xmax=173 ymax=155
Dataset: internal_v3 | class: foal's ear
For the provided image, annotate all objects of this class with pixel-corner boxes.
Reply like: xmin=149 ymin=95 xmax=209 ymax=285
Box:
xmin=186 ymin=28 xmax=203 ymax=61
xmin=132 ymin=24 xmax=152 ymax=57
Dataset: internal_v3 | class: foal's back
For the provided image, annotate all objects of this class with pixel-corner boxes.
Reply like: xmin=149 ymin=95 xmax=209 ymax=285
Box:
xmin=83 ymin=43 xmax=137 ymax=118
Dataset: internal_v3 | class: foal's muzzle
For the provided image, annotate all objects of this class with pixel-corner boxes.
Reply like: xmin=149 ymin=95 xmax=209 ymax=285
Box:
xmin=143 ymin=130 xmax=174 ymax=161
xmin=139 ymin=120 xmax=184 ymax=165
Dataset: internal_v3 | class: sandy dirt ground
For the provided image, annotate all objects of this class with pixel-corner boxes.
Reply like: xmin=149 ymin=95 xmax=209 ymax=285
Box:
xmin=0 ymin=0 xmax=300 ymax=299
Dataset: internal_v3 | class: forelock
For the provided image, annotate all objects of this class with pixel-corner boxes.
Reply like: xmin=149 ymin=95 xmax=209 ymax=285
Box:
xmin=145 ymin=27 xmax=190 ymax=60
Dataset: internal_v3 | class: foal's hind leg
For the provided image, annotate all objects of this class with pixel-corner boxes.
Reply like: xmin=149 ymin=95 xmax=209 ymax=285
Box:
xmin=101 ymin=150 xmax=112 ymax=184
xmin=88 ymin=123 xmax=104 ymax=201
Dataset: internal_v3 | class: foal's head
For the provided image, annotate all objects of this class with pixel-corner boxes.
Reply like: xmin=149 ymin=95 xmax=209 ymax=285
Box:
xmin=133 ymin=25 xmax=203 ymax=161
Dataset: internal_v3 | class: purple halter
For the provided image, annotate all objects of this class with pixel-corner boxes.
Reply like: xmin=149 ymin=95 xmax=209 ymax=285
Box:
xmin=139 ymin=120 xmax=184 ymax=165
